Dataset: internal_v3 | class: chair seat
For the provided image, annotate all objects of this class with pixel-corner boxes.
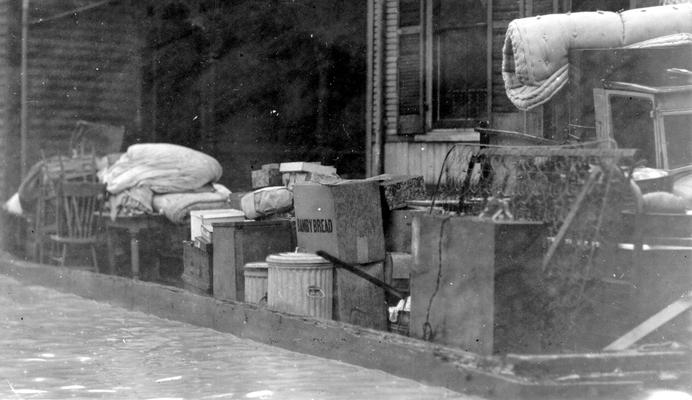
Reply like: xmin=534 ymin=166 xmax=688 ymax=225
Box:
xmin=49 ymin=234 xmax=98 ymax=245
xmin=37 ymin=222 xmax=58 ymax=234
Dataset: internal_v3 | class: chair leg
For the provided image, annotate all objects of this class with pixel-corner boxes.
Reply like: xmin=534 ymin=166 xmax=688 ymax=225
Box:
xmin=37 ymin=236 xmax=44 ymax=264
xmin=106 ymin=228 xmax=116 ymax=275
xmin=91 ymin=244 xmax=99 ymax=273
xmin=60 ymin=244 xmax=67 ymax=267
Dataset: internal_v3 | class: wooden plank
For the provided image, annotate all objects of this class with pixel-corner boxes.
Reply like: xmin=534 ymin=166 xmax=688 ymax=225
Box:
xmin=0 ymin=251 xmax=684 ymax=399
xmin=542 ymin=169 xmax=600 ymax=271
xmin=604 ymin=291 xmax=692 ymax=351
xmin=508 ymin=350 xmax=691 ymax=377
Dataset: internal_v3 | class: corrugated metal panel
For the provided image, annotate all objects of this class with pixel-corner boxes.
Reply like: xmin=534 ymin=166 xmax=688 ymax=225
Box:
xmin=25 ymin=1 xmax=142 ymax=162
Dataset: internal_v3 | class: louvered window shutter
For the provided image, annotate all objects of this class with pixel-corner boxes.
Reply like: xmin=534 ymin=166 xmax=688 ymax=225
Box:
xmin=397 ymin=0 xmax=425 ymax=135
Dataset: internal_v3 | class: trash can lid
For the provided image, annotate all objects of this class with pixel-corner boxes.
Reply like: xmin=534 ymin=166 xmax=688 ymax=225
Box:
xmin=244 ymin=261 xmax=269 ymax=270
xmin=265 ymin=252 xmax=330 ymax=265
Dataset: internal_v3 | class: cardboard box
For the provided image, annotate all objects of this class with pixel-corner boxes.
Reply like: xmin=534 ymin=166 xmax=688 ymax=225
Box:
xmin=333 ymin=261 xmax=387 ymax=330
xmin=282 ymin=171 xmax=342 ymax=187
xmin=251 ymin=163 xmax=282 ymax=189
xmin=190 ymin=209 xmax=245 ymax=240
xmin=383 ymin=208 xmax=426 ymax=252
xmin=366 ymin=174 xmax=426 ymax=211
xmin=279 ymin=161 xmax=336 ymax=175
xmin=293 ymin=180 xmax=385 ymax=264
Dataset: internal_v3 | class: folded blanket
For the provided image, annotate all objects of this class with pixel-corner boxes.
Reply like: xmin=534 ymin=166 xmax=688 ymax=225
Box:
xmin=108 ymin=186 xmax=154 ymax=220
xmin=102 ymin=143 xmax=222 ymax=194
xmin=503 ymin=4 xmax=692 ymax=110
xmin=153 ymin=183 xmax=232 ymax=224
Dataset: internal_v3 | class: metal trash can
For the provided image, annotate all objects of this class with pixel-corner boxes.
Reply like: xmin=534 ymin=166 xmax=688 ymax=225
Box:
xmin=243 ymin=262 xmax=269 ymax=304
xmin=266 ymin=252 xmax=333 ymax=319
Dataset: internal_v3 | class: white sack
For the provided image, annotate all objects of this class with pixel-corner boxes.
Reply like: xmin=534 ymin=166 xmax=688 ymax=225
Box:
xmin=503 ymin=4 xmax=692 ymax=110
xmin=153 ymin=183 xmax=232 ymax=224
xmin=102 ymin=143 xmax=222 ymax=194
xmin=241 ymin=186 xmax=293 ymax=219
xmin=2 ymin=193 xmax=23 ymax=216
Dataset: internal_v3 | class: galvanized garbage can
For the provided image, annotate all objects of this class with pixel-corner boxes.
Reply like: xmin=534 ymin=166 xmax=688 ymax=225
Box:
xmin=243 ymin=262 xmax=269 ymax=305
xmin=266 ymin=252 xmax=333 ymax=319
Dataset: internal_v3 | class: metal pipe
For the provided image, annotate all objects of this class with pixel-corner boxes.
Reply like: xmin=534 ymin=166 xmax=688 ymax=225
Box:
xmin=316 ymin=250 xmax=408 ymax=301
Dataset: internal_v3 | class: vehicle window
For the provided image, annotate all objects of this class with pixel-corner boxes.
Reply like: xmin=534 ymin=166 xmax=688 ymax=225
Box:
xmin=610 ymin=95 xmax=656 ymax=167
xmin=663 ymin=114 xmax=692 ymax=169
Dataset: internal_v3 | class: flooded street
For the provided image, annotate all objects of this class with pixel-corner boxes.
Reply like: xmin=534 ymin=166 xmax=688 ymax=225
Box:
xmin=0 ymin=274 xmax=476 ymax=400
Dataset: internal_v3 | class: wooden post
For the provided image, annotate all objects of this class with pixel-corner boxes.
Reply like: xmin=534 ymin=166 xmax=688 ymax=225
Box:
xmin=20 ymin=0 xmax=29 ymax=178
xmin=486 ymin=0 xmax=493 ymax=124
xmin=366 ymin=0 xmax=373 ymax=177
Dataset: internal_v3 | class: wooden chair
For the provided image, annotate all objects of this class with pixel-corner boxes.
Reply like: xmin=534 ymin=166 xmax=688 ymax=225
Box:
xmin=69 ymin=120 xmax=125 ymax=156
xmin=33 ymin=152 xmax=99 ymax=263
xmin=49 ymin=180 xmax=106 ymax=271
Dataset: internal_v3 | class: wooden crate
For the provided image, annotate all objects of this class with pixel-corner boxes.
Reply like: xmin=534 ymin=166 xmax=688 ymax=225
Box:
xmin=410 ymin=215 xmax=547 ymax=355
xmin=212 ymin=219 xmax=295 ymax=302
xmin=182 ymin=241 xmax=213 ymax=295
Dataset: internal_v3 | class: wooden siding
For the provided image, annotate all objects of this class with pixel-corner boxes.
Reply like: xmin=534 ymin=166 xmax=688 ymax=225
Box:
xmin=370 ymin=0 xmax=385 ymax=175
xmin=384 ymin=140 xmax=462 ymax=183
xmin=25 ymin=2 xmax=143 ymax=163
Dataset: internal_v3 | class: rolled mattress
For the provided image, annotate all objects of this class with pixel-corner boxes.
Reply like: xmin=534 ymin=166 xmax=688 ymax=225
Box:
xmin=502 ymin=4 xmax=692 ymax=110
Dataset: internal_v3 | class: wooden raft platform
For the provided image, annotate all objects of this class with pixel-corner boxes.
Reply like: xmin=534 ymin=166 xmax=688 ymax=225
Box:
xmin=0 ymin=251 xmax=688 ymax=399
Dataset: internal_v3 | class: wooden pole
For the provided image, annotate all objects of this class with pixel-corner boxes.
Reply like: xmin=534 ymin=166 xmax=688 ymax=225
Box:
xmin=486 ymin=0 xmax=493 ymax=124
xmin=20 ymin=0 xmax=29 ymax=178
xmin=604 ymin=291 xmax=692 ymax=352
xmin=541 ymin=169 xmax=600 ymax=271
xmin=365 ymin=0 xmax=373 ymax=177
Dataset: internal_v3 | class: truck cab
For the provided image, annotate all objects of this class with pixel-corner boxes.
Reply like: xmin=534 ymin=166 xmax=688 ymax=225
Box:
xmin=594 ymin=81 xmax=692 ymax=171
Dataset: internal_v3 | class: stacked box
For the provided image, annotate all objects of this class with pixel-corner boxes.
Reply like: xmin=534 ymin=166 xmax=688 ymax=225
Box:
xmin=190 ymin=209 xmax=245 ymax=241
xmin=366 ymin=174 xmax=426 ymax=211
xmin=182 ymin=240 xmax=213 ymax=295
xmin=384 ymin=251 xmax=412 ymax=295
xmin=333 ymin=261 xmax=387 ymax=330
xmin=251 ymin=163 xmax=282 ymax=189
xmin=383 ymin=208 xmax=426 ymax=252
xmin=293 ymin=180 xmax=385 ymax=265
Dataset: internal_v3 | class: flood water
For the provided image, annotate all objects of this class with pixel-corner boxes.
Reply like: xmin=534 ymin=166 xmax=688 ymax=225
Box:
xmin=0 ymin=274 xmax=478 ymax=400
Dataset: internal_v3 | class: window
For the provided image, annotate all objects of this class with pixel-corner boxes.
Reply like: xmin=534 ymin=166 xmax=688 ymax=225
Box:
xmin=432 ymin=0 xmax=488 ymax=128
xmin=663 ymin=114 xmax=692 ymax=169
xmin=397 ymin=0 xmax=490 ymax=135
xmin=610 ymin=96 xmax=657 ymax=167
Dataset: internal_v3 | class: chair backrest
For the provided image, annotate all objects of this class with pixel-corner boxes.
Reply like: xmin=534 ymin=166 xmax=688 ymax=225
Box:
xmin=56 ymin=181 xmax=106 ymax=240
xmin=70 ymin=120 xmax=125 ymax=156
